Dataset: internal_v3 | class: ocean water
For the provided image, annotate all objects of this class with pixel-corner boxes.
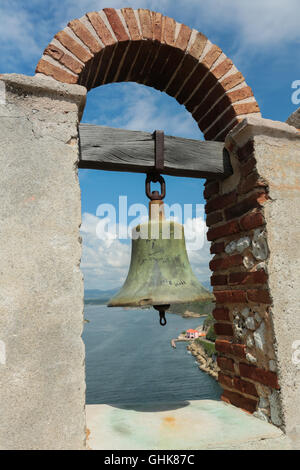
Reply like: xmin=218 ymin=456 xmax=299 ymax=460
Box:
xmin=83 ymin=305 xmax=222 ymax=405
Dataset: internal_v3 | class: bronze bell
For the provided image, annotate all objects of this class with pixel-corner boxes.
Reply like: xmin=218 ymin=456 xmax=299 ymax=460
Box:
xmin=108 ymin=174 xmax=212 ymax=325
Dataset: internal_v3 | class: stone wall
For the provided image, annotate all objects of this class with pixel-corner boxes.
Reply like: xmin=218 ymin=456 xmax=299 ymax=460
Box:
xmin=205 ymin=116 xmax=300 ymax=440
xmin=0 ymin=74 xmax=87 ymax=449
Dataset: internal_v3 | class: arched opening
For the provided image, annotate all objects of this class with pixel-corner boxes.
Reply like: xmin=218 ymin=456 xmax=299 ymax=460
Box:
xmin=0 ymin=6 xmax=289 ymax=450
xmin=79 ymin=82 xmax=221 ymax=409
xmin=36 ymin=7 xmax=260 ymax=142
xmin=34 ymin=9 xmax=282 ymax=440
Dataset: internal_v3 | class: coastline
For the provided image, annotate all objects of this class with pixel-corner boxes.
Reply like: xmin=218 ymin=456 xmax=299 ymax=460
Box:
xmin=172 ymin=323 xmax=219 ymax=380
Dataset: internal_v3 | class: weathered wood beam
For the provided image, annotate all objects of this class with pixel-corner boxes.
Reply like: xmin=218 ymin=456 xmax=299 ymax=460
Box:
xmin=78 ymin=124 xmax=232 ymax=179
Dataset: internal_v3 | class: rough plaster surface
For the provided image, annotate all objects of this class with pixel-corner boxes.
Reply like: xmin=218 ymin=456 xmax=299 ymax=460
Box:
xmin=286 ymin=107 xmax=300 ymax=129
xmin=0 ymin=74 xmax=87 ymax=449
xmin=227 ymin=116 xmax=300 ymax=445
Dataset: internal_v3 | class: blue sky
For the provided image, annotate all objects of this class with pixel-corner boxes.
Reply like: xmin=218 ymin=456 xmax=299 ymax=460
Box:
xmin=1 ymin=0 xmax=299 ymax=289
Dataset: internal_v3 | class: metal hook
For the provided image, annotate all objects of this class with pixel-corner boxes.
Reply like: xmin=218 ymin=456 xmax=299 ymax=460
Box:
xmin=159 ymin=311 xmax=167 ymax=326
xmin=154 ymin=305 xmax=170 ymax=327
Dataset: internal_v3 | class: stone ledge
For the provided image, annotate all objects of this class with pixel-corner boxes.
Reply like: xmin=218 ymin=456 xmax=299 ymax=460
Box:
xmin=0 ymin=73 xmax=87 ymax=119
xmin=85 ymin=400 xmax=290 ymax=450
xmin=225 ymin=115 xmax=300 ymax=149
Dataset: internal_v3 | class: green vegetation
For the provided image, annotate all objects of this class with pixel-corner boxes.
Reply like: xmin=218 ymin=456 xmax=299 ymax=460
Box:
xmin=206 ymin=324 xmax=217 ymax=342
xmin=195 ymin=339 xmax=216 ymax=357
xmin=202 ymin=312 xmax=217 ymax=341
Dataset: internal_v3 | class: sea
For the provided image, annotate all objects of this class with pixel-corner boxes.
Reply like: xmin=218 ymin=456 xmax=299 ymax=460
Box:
xmin=83 ymin=304 xmax=222 ymax=405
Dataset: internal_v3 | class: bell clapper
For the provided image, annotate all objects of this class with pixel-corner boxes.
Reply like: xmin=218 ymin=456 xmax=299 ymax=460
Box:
xmin=154 ymin=305 xmax=170 ymax=326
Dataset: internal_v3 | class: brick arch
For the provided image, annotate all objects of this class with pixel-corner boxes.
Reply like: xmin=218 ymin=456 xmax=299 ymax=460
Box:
xmin=36 ymin=7 xmax=260 ymax=141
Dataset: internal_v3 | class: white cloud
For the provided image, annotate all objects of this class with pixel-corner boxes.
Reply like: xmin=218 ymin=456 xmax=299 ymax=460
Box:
xmin=80 ymin=212 xmax=131 ymax=290
xmin=87 ymin=82 xmax=201 ymax=138
xmin=80 ymin=210 xmax=212 ymax=290
xmin=192 ymin=0 xmax=300 ymax=48
xmin=1 ymin=1 xmax=298 ymax=74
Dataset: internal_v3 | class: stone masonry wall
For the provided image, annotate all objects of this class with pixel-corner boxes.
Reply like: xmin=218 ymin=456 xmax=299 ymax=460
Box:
xmin=0 ymin=74 xmax=87 ymax=449
xmin=205 ymin=117 xmax=300 ymax=437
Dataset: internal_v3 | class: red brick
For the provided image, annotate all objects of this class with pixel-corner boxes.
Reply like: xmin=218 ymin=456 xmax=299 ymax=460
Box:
xmin=227 ymin=86 xmax=253 ymax=103
xmin=35 ymin=59 xmax=78 ymax=84
xmin=241 ymin=157 xmax=257 ymax=177
xmin=215 ymin=339 xmax=233 ymax=355
xmin=202 ymin=45 xmax=222 ymax=69
xmin=189 ymin=32 xmax=207 ymax=59
xmin=204 ymin=106 xmax=236 ymax=140
xmin=237 ymin=140 xmax=254 ymax=162
xmin=117 ymin=41 xmax=141 ymax=82
xmin=240 ymin=210 xmax=265 ymax=231
xmin=122 ymin=8 xmax=142 ymax=41
xmin=206 ymin=211 xmax=223 ymax=227
xmin=103 ymin=8 xmax=130 ymax=42
xmin=156 ymin=48 xmax=185 ymax=90
xmin=234 ymin=101 xmax=260 ymax=115
xmin=186 ymin=72 xmax=219 ymax=112
xmin=247 ymin=289 xmax=271 ymax=304
xmin=214 ymin=119 xmax=239 ymax=142
xmin=213 ymin=308 xmax=230 ymax=322
xmin=221 ymin=72 xmax=245 ymax=91
xmin=231 ymin=343 xmax=246 ymax=359
xmin=209 ymin=254 xmax=243 ymax=272
xmin=225 ymin=192 xmax=268 ymax=221
xmin=217 ymin=356 xmax=235 ymax=372
xmin=87 ymin=12 xmax=116 ymax=46
xmin=105 ymin=41 xmax=129 ymax=83
xmin=215 ymin=339 xmax=246 ymax=359
xmin=163 ymin=16 xmax=176 ymax=46
xmin=68 ymin=19 xmax=102 ymax=54
xmin=44 ymin=44 xmax=84 ymax=74
xmin=207 ymin=220 xmax=240 ymax=241
xmin=197 ymin=94 xmax=231 ymax=129
xmin=239 ymin=363 xmax=279 ymax=389
xmin=228 ymin=270 xmax=268 ymax=286
xmin=214 ymin=290 xmax=247 ymax=304
xmin=233 ymin=377 xmax=258 ymax=397
xmin=206 ymin=190 xmax=237 ymax=214
xmin=212 ymin=58 xmax=233 ymax=80
xmin=175 ymin=24 xmax=192 ymax=51
xmin=239 ymin=172 xmax=267 ymax=195
xmin=211 ymin=274 xmax=228 ymax=286
xmin=193 ymin=84 xmax=226 ymax=122
xmin=214 ymin=323 xmax=234 ymax=337
xmin=152 ymin=12 xmax=163 ymax=42
xmin=221 ymin=389 xmax=258 ymax=413
xmin=93 ymin=45 xmax=115 ymax=87
xmin=218 ymin=372 xmax=233 ymax=388
xmin=138 ymin=9 xmax=153 ymax=40
xmin=210 ymin=242 xmax=225 ymax=255
xmin=166 ymin=54 xmax=198 ymax=97
xmin=55 ymin=30 xmax=93 ymax=63
xmin=204 ymin=180 xmax=219 ymax=200
xmin=131 ymin=41 xmax=158 ymax=82
xmin=176 ymin=62 xmax=207 ymax=104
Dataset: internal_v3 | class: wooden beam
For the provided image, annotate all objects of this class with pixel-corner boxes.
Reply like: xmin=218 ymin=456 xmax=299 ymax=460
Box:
xmin=78 ymin=124 xmax=232 ymax=179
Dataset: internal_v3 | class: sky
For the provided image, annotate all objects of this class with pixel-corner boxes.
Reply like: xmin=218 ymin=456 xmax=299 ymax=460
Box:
xmin=1 ymin=0 xmax=299 ymax=291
